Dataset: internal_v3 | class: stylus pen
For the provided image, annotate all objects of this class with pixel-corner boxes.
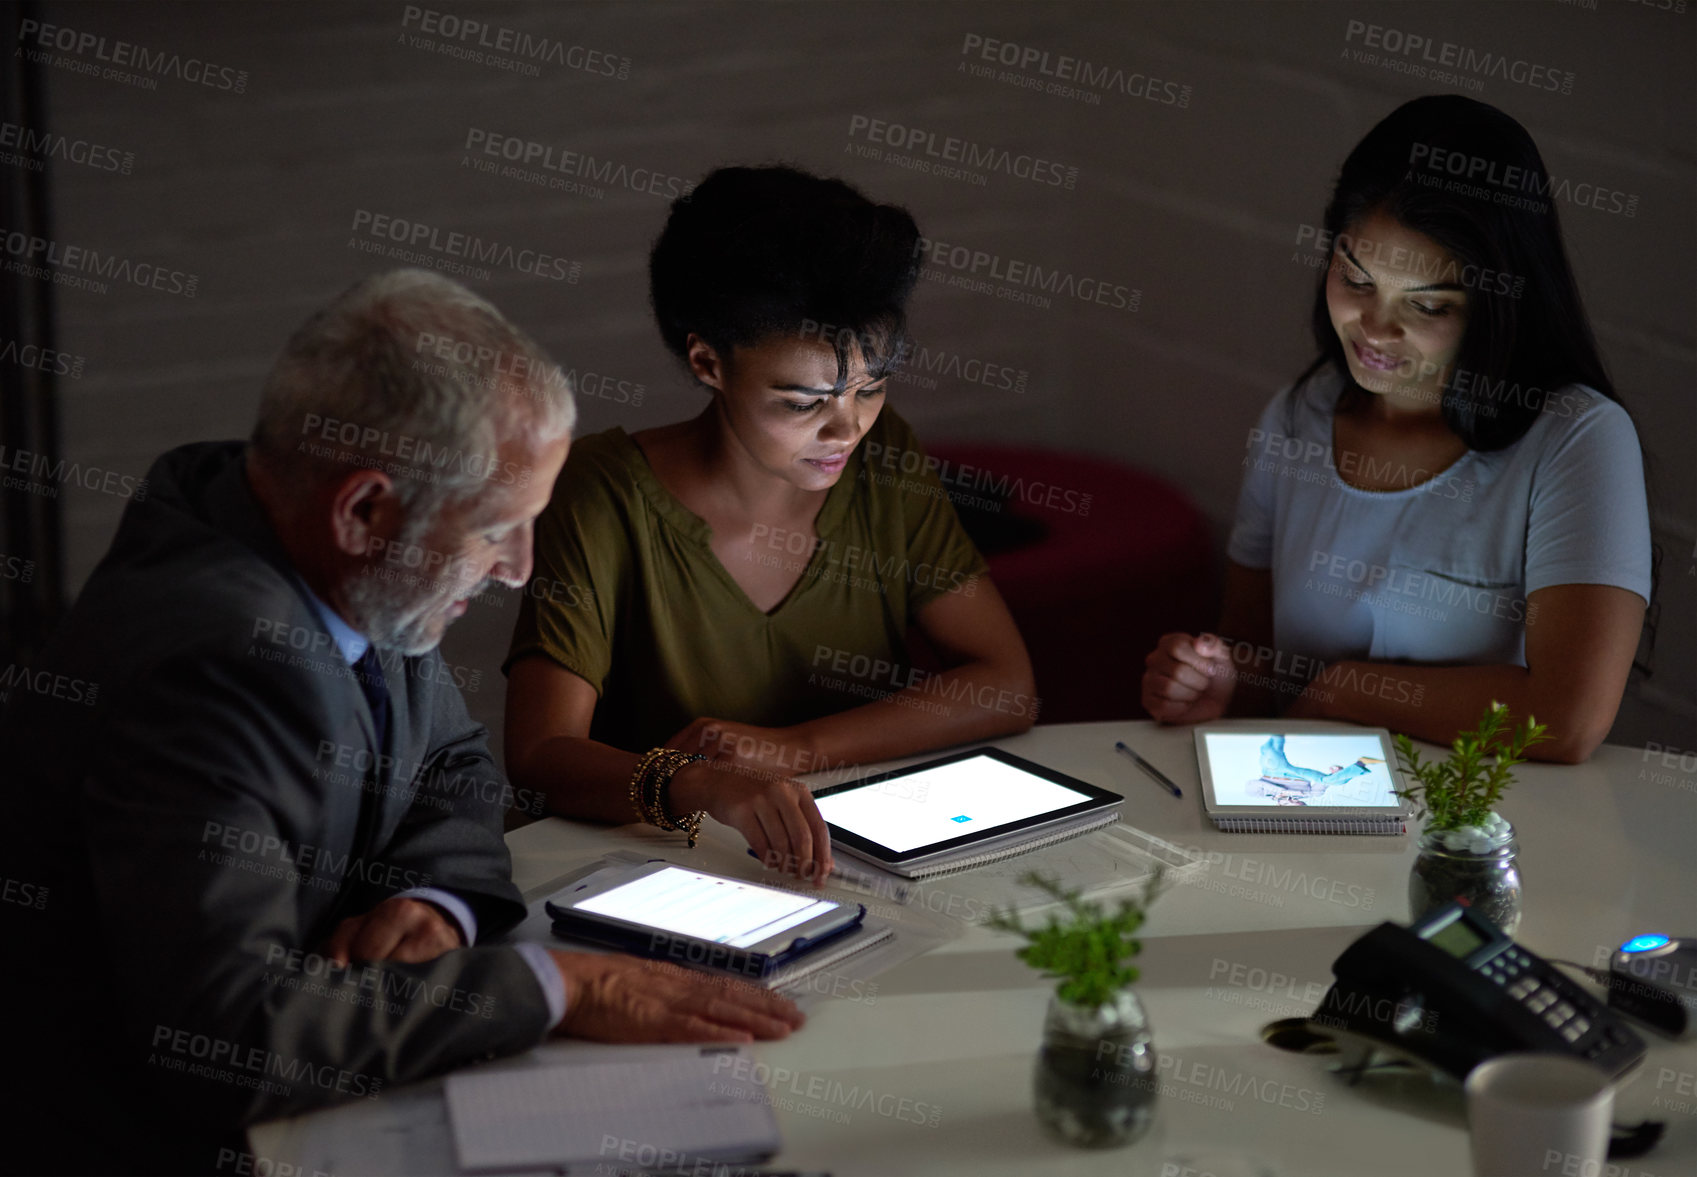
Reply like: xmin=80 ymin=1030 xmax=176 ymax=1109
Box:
xmin=1115 ymin=740 xmax=1183 ymax=798
xmin=745 ymin=848 xmax=911 ymax=903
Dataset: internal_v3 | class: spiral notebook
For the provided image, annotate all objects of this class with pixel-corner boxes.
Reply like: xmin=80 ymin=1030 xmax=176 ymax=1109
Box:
xmin=1195 ymin=723 xmax=1409 ymax=835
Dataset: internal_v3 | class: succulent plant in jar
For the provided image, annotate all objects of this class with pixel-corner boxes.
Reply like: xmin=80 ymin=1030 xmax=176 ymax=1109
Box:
xmin=1394 ymin=701 xmax=1549 ymax=935
xmin=987 ymin=871 xmax=1164 ymax=1148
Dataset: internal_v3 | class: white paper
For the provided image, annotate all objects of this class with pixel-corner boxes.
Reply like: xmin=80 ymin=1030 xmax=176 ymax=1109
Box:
xmin=445 ymin=1050 xmax=779 ymax=1172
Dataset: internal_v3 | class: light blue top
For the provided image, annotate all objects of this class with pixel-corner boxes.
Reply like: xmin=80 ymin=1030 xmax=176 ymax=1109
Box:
xmin=1226 ymin=371 xmax=1651 ymax=670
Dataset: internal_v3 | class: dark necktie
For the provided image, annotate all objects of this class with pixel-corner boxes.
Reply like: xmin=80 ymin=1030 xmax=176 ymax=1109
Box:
xmin=350 ymin=645 xmax=390 ymax=860
xmin=353 ymin=645 xmax=390 ymax=756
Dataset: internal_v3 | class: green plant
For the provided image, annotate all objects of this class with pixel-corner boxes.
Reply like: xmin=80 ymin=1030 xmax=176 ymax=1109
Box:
xmin=1394 ymin=701 xmax=1549 ymax=831
xmin=985 ymin=870 xmax=1162 ymax=1009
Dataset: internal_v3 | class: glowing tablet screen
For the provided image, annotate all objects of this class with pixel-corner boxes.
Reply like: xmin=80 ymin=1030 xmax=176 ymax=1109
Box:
xmin=815 ymin=754 xmax=1091 ymax=853
xmin=574 ymin=866 xmax=840 ymax=948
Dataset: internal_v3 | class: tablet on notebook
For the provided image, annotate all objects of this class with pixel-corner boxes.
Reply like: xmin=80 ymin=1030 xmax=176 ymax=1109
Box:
xmin=545 ymin=861 xmax=865 ymax=979
xmin=1195 ymin=722 xmax=1408 ymax=834
xmin=812 ymin=747 xmax=1124 ymax=878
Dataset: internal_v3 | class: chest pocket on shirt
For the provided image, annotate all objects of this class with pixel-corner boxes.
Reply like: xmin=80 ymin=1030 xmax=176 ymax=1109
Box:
xmin=1367 ymin=562 xmax=1528 ymax=667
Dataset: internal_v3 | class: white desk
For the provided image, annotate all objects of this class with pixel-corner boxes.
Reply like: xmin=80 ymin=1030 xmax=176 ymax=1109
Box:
xmin=251 ymin=721 xmax=1697 ymax=1176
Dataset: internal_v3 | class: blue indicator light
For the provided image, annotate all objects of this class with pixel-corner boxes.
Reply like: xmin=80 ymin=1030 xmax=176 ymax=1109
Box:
xmin=1620 ymin=934 xmax=1670 ymax=953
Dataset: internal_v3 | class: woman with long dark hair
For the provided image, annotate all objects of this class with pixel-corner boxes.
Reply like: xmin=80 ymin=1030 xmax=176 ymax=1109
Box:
xmin=503 ymin=166 xmax=1036 ymax=878
xmin=1142 ymin=96 xmax=1651 ymax=762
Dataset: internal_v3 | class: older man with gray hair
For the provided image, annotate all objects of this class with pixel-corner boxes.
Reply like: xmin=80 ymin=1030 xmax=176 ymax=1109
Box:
xmin=0 ymin=270 xmax=801 ymax=1176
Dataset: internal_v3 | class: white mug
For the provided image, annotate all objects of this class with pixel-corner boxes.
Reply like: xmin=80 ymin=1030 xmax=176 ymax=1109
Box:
xmin=1465 ymin=1053 xmax=1614 ymax=1177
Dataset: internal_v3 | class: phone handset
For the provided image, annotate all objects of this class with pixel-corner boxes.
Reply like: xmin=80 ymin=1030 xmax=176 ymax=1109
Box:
xmin=1311 ymin=903 xmax=1646 ymax=1081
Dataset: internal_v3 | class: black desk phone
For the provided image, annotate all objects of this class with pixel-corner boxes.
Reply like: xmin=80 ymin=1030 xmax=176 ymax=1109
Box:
xmin=1311 ymin=902 xmax=1647 ymax=1080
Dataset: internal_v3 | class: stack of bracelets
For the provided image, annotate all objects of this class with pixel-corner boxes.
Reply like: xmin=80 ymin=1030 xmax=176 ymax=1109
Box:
xmin=628 ymin=747 xmax=709 ymax=848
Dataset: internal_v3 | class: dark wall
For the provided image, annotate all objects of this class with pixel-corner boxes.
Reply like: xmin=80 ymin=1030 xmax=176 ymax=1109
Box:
xmin=13 ymin=0 xmax=1694 ymax=753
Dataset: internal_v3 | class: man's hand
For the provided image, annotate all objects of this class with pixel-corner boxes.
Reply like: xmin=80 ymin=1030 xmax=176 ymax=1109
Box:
xmin=667 ymin=758 xmax=835 ymax=885
xmin=323 ymin=896 xmax=463 ymax=966
xmin=549 ymin=951 xmax=804 ymax=1042
xmin=1142 ymin=632 xmax=1236 ymax=724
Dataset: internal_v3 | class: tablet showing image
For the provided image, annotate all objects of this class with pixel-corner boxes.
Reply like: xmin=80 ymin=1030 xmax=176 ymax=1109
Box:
xmin=1194 ymin=722 xmax=1408 ymax=834
xmin=812 ymin=747 xmax=1124 ymax=877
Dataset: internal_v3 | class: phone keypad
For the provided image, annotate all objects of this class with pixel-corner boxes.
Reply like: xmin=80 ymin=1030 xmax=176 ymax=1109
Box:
xmin=1495 ymin=951 xmax=1609 ymax=1051
xmin=1484 ymin=947 xmax=1533 ymax=986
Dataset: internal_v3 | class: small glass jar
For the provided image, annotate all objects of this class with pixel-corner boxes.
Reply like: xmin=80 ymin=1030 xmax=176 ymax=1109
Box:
xmin=1408 ymin=820 xmax=1522 ymax=935
xmin=1033 ymin=988 xmax=1157 ymax=1148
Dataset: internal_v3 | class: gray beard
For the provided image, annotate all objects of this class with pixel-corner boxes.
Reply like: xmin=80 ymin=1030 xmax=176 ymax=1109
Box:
xmin=341 ymin=516 xmax=489 ymax=656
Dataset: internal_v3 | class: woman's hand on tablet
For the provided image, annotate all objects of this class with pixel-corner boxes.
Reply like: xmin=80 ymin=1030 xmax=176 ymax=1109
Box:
xmin=1142 ymin=632 xmax=1236 ymax=724
xmin=668 ymin=758 xmax=836 ymax=885
xmin=549 ymin=951 xmax=804 ymax=1042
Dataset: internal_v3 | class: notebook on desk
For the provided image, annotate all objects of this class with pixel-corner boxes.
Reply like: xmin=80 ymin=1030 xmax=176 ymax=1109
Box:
xmin=444 ymin=1045 xmax=779 ymax=1173
xmin=1195 ymin=723 xmax=1409 ymax=834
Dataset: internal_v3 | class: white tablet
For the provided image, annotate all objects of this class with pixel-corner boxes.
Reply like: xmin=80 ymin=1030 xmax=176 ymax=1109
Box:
xmin=1194 ymin=722 xmax=1408 ymax=833
xmin=545 ymin=861 xmax=865 ymax=978
xmin=812 ymin=747 xmax=1124 ymax=875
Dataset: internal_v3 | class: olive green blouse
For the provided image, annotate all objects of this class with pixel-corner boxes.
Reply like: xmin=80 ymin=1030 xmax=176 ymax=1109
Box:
xmin=505 ymin=410 xmax=989 ymax=753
